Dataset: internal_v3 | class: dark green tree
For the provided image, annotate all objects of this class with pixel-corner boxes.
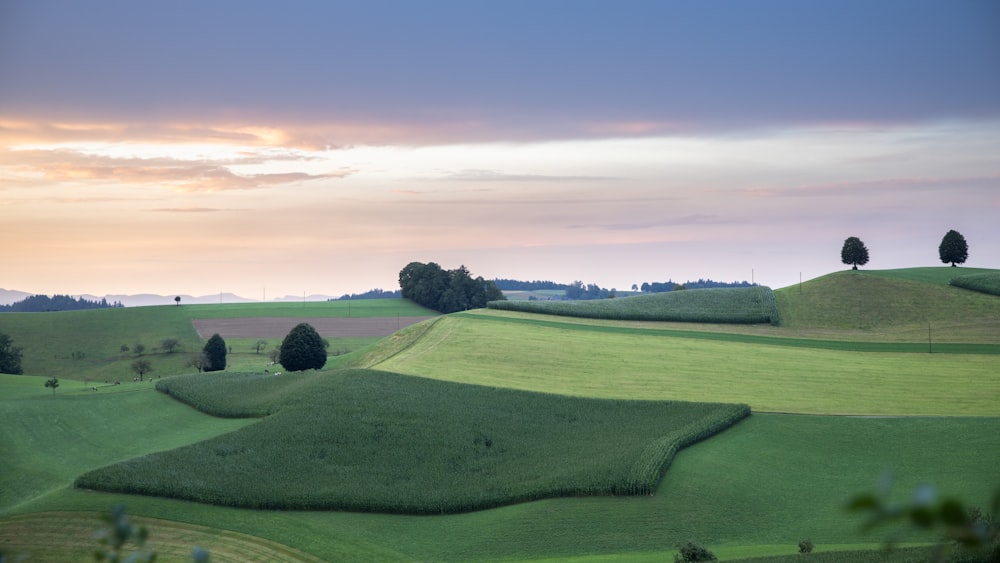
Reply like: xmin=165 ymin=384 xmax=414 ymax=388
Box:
xmin=674 ymin=541 xmax=717 ymax=562
xmin=399 ymin=262 xmax=506 ymax=313
xmin=0 ymin=332 xmax=24 ymax=375
xmin=45 ymin=377 xmax=59 ymax=395
xmin=939 ymin=229 xmax=969 ymax=267
xmin=279 ymin=323 xmax=327 ymax=371
xmin=203 ymin=333 xmax=227 ymax=372
xmin=841 ymin=236 xmax=870 ymax=270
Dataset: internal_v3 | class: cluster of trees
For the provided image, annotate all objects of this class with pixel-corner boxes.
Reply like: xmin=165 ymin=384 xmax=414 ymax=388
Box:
xmin=0 ymin=294 xmax=124 ymax=313
xmin=636 ymin=279 xmax=753 ymax=293
xmin=399 ymin=262 xmax=505 ymax=313
xmin=841 ymin=230 xmax=970 ymax=270
xmin=564 ymin=281 xmax=614 ymax=300
xmin=331 ymin=288 xmax=402 ymax=300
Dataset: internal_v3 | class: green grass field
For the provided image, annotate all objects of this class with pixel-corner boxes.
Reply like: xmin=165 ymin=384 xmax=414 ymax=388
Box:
xmin=370 ymin=314 xmax=999 ymax=416
xmin=1 ymin=268 xmax=998 ymax=561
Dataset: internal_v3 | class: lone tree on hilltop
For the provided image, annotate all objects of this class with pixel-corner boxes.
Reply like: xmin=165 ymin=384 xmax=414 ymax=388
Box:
xmin=841 ymin=236 xmax=870 ymax=270
xmin=938 ymin=229 xmax=969 ymax=267
xmin=130 ymin=359 xmax=152 ymax=381
xmin=45 ymin=377 xmax=59 ymax=395
xmin=279 ymin=323 xmax=327 ymax=372
xmin=203 ymin=333 xmax=227 ymax=372
xmin=0 ymin=332 xmax=24 ymax=375
xmin=174 ymin=296 xmax=181 ymax=306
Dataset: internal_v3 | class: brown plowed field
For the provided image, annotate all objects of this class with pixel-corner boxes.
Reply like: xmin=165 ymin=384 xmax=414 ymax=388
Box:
xmin=192 ymin=316 xmax=433 ymax=339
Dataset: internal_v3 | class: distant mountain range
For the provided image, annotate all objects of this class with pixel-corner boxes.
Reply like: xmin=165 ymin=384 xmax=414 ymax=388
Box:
xmin=0 ymin=288 xmax=338 ymax=308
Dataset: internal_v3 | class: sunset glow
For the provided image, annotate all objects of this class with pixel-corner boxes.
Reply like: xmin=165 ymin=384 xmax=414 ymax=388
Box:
xmin=1 ymin=1 xmax=998 ymax=300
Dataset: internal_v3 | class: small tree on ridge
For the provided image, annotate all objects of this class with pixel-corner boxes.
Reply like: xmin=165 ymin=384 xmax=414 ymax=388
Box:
xmin=938 ymin=229 xmax=969 ymax=267
xmin=841 ymin=236 xmax=870 ymax=270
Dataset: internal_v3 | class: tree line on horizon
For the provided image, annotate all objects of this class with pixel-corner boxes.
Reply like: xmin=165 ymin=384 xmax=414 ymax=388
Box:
xmin=0 ymin=294 xmax=124 ymax=313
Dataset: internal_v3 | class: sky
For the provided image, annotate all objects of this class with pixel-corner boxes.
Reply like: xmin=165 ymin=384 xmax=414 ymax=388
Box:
xmin=1 ymin=0 xmax=998 ymax=300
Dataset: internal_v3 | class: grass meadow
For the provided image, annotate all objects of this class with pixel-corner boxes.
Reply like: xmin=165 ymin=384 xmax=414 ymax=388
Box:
xmin=1 ymin=269 xmax=999 ymax=561
xmin=371 ymin=314 xmax=999 ymax=416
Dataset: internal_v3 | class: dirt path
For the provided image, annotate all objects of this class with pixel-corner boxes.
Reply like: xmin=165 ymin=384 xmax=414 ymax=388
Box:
xmin=192 ymin=316 xmax=434 ymax=339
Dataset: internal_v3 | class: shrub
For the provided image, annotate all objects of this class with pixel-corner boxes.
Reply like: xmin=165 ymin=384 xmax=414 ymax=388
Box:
xmin=674 ymin=541 xmax=717 ymax=562
xmin=798 ymin=539 xmax=814 ymax=554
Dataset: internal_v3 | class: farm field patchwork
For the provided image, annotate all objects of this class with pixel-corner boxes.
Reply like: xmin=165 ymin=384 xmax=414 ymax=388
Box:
xmin=2 ymin=270 xmax=998 ymax=561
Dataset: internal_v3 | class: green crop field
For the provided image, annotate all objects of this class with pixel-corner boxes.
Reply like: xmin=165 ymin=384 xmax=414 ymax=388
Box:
xmin=489 ymin=285 xmax=780 ymax=324
xmin=1 ymin=268 xmax=998 ymax=562
xmin=74 ymin=369 xmax=749 ymax=513
xmin=950 ymin=272 xmax=1000 ymax=297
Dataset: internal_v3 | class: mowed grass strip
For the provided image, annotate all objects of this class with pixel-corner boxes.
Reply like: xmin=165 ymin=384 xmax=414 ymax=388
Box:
xmin=372 ymin=316 xmax=1000 ymax=416
xmin=75 ymin=369 xmax=749 ymax=514
xmin=0 ymin=512 xmax=326 ymax=563
xmin=489 ymin=286 xmax=780 ymax=325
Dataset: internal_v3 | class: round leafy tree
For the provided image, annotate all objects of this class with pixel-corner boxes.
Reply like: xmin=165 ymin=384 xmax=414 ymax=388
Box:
xmin=203 ymin=333 xmax=227 ymax=372
xmin=841 ymin=236 xmax=870 ymax=270
xmin=938 ymin=229 xmax=969 ymax=267
xmin=279 ymin=323 xmax=327 ymax=372
xmin=0 ymin=332 xmax=24 ymax=375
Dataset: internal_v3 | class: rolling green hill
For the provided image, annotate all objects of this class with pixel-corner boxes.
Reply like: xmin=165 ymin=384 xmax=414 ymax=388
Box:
xmin=774 ymin=269 xmax=1000 ymax=342
xmin=1 ymin=268 xmax=998 ymax=561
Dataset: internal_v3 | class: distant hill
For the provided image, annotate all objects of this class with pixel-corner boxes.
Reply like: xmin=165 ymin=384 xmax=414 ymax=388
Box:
xmin=0 ymin=289 xmax=261 ymax=307
xmin=0 ymin=288 xmax=32 ymax=306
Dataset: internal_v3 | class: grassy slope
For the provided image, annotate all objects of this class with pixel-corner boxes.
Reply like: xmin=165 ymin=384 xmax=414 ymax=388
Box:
xmin=0 ymin=375 xmax=254 ymax=513
xmin=775 ymin=269 xmax=1000 ymax=342
xmin=2 ymin=268 xmax=999 ymax=560
xmin=371 ymin=314 xmax=999 ymax=416
xmin=0 ymin=298 xmax=436 ymax=380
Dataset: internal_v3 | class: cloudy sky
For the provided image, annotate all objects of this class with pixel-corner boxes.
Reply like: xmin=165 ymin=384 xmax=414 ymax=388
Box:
xmin=1 ymin=1 xmax=998 ymax=300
